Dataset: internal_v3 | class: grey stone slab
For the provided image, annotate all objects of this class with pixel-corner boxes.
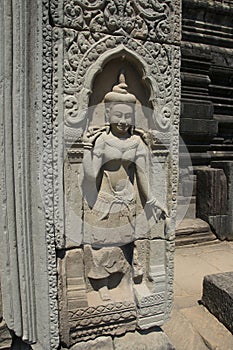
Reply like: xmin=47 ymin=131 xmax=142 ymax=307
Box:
xmin=0 ymin=281 xmax=11 ymax=350
xmin=164 ymin=305 xmax=233 ymax=350
xmin=0 ymin=1 xmax=59 ymax=349
xmin=163 ymin=309 xmax=210 ymax=350
xmin=180 ymin=119 xmax=218 ymax=135
xmin=202 ymin=272 xmax=233 ymax=334
xmin=181 ymin=306 xmax=233 ymax=349
xmin=181 ymin=100 xmax=214 ymax=120
xmin=70 ymin=336 xmax=113 ymax=350
xmin=212 ymin=161 xmax=233 ymax=240
xmin=196 ymin=167 xmax=229 ymax=240
xmin=175 ymin=218 xmax=217 ymax=246
xmin=114 ymin=330 xmax=175 ymax=350
xmin=196 ymin=168 xmax=227 ymax=217
xmin=1 ymin=1 xmax=181 ymax=349
xmin=208 ymin=215 xmax=229 ymax=240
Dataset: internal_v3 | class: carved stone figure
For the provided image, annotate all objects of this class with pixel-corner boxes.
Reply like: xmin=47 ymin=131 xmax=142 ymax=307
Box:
xmin=53 ymin=1 xmax=180 ymax=347
xmin=79 ymin=73 xmax=168 ymax=311
xmin=82 ymin=73 xmax=167 ymax=247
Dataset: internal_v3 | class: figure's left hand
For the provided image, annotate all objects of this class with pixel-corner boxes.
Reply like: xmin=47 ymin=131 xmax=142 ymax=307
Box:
xmin=147 ymin=198 xmax=168 ymax=222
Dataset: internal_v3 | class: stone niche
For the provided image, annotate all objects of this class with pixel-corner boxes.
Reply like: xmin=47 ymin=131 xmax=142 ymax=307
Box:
xmin=51 ymin=0 xmax=181 ymax=348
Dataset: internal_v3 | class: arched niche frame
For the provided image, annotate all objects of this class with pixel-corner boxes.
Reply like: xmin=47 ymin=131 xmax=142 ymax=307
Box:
xmin=63 ymin=37 xmax=177 ymax=135
xmin=58 ymin=35 xmax=180 ymax=248
xmin=87 ymin=56 xmax=154 ymax=130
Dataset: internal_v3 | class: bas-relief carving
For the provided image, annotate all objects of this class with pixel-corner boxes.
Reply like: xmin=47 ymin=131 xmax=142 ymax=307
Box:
xmin=52 ymin=1 xmax=180 ymax=347
xmin=53 ymin=26 xmax=180 ymax=248
xmin=58 ymin=72 xmax=177 ymax=346
xmin=58 ymin=241 xmax=174 ymax=345
xmin=58 ymin=248 xmax=137 ymax=345
xmin=50 ymin=0 xmax=180 ymax=43
xmin=53 ymin=30 xmax=180 ymax=244
xmin=82 ymin=75 xmax=168 ymax=247
xmin=52 ymin=27 xmax=179 ymax=141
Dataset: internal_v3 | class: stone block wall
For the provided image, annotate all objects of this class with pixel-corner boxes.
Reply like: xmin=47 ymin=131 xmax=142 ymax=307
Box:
xmin=179 ymin=0 xmax=233 ymax=241
xmin=180 ymin=0 xmax=233 ymax=165
xmin=181 ymin=0 xmax=233 ymax=162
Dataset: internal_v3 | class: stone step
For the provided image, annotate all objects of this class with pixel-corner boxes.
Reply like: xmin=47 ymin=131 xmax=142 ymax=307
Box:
xmin=175 ymin=218 xmax=217 ymax=246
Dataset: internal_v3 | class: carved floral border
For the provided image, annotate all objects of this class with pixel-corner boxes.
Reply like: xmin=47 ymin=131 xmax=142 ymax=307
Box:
xmin=42 ymin=1 xmax=60 ymax=348
xmin=50 ymin=0 xmax=181 ymax=44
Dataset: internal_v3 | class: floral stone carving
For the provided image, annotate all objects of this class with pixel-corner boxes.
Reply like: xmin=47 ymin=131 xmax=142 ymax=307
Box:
xmin=50 ymin=0 xmax=181 ymax=44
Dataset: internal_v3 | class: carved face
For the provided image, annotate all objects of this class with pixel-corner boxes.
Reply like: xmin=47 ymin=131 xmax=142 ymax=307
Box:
xmin=108 ymin=103 xmax=134 ymax=136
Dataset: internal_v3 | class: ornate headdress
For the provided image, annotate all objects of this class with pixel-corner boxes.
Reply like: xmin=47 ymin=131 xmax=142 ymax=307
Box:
xmin=104 ymin=73 xmax=136 ymax=134
xmin=104 ymin=73 xmax=136 ymax=104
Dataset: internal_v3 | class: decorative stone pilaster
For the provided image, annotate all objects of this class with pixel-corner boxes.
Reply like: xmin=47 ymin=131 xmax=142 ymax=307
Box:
xmin=0 ymin=1 xmax=59 ymax=349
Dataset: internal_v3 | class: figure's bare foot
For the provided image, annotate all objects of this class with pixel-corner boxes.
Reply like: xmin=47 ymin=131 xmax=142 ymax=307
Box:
xmin=99 ymin=286 xmax=112 ymax=302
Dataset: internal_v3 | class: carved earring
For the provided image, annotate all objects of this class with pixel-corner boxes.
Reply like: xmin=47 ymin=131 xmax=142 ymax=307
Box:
xmin=105 ymin=109 xmax=110 ymax=134
xmin=105 ymin=124 xmax=110 ymax=134
xmin=130 ymin=125 xmax=135 ymax=135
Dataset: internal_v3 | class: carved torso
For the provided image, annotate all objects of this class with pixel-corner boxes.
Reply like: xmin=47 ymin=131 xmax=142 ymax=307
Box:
xmin=94 ymin=131 xmax=147 ymax=190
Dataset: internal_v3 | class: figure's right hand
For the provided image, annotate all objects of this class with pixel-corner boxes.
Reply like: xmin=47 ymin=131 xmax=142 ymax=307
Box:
xmin=147 ymin=198 xmax=168 ymax=222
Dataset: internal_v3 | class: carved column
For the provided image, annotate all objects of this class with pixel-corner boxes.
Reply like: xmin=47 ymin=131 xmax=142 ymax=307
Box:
xmin=0 ymin=1 xmax=59 ymax=349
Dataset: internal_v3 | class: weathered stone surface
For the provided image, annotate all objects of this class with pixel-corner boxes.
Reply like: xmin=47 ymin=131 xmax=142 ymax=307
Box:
xmin=70 ymin=336 xmax=113 ymax=350
xmin=163 ymin=309 xmax=209 ymax=350
xmin=181 ymin=305 xmax=233 ymax=349
xmin=196 ymin=168 xmax=227 ymax=217
xmin=180 ymin=119 xmax=217 ymax=135
xmin=196 ymin=167 xmax=228 ymax=239
xmin=196 ymin=162 xmax=233 ymax=241
xmin=175 ymin=218 xmax=216 ymax=246
xmin=114 ymin=330 xmax=175 ymax=350
xmin=0 ymin=2 xmax=59 ymax=349
xmin=58 ymin=247 xmax=137 ymax=346
xmin=208 ymin=215 xmax=229 ymax=239
xmin=54 ymin=0 xmax=181 ymax=342
xmin=165 ymin=305 xmax=233 ymax=350
xmin=50 ymin=0 xmax=181 ymax=44
xmin=212 ymin=161 xmax=233 ymax=240
xmin=202 ymin=272 xmax=233 ymax=334
xmin=180 ymin=0 xmax=233 ymax=212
